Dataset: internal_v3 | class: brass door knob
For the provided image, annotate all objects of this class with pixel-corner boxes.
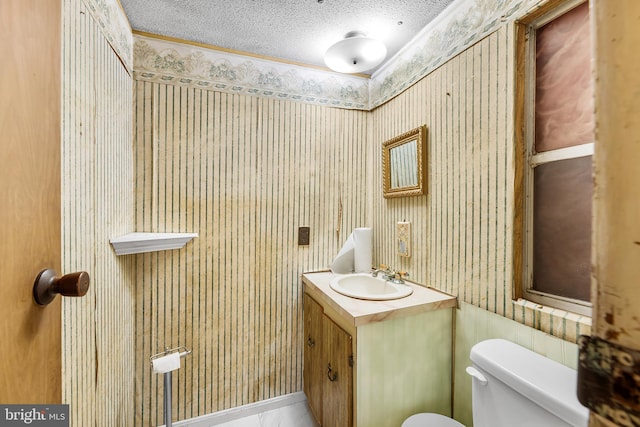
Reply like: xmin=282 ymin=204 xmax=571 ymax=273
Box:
xmin=33 ymin=269 xmax=90 ymax=305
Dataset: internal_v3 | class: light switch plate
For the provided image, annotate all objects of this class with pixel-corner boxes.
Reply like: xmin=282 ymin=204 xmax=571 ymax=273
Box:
xmin=397 ymin=222 xmax=411 ymax=257
xmin=298 ymin=226 xmax=310 ymax=246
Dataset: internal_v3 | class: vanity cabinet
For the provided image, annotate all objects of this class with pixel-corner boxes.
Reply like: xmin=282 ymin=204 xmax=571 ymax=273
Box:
xmin=304 ymin=293 xmax=353 ymax=427
xmin=302 ymin=272 xmax=457 ymax=427
xmin=303 ymin=294 xmax=324 ymax=423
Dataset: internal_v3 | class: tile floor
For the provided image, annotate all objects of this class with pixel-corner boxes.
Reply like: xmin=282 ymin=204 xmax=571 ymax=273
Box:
xmin=213 ymin=401 xmax=319 ymax=427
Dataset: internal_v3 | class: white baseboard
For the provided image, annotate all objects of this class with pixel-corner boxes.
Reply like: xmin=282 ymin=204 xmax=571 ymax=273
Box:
xmin=170 ymin=391 xmax=307 ymax=427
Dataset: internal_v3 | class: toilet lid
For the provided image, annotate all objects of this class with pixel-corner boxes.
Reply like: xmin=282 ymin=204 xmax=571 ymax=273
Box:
xmin=401 ymin=413 xmax=465 ymax=427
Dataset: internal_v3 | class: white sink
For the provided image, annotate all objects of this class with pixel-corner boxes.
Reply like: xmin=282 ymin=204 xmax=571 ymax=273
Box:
xmin=329 ymin=273 xmax=414 ymax=301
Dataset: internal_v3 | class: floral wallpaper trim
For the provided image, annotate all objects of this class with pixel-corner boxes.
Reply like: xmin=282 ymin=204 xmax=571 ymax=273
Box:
xmin=369 ymin=0 xmax=542 ymax=108
xmin=131 ymin=0 xmax=546 ymax=110
xmin=82 ymin=0 xmax=133 ymax=72
xmin=133 ymin=35 xmax=369 ymax=110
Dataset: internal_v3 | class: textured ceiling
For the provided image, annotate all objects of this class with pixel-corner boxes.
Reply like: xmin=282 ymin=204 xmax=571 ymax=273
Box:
xmin=119 ymin=0 xmax=455 ymax=74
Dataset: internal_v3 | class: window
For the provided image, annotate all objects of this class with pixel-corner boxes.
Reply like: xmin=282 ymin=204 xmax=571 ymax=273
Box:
xmin=516 ymin=0 xmax=593 ymax=315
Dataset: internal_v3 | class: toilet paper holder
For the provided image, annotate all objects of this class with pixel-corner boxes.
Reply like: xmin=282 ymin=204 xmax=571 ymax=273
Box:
xmin=151 ymin=346 xmax=191 ymax=427
xmin=150 ymin=345 xmax=191 ymax=362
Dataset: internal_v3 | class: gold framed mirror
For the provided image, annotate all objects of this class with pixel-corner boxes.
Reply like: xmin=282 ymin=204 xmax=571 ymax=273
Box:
xmin=382 ymin=125 xmax=427 ymax=198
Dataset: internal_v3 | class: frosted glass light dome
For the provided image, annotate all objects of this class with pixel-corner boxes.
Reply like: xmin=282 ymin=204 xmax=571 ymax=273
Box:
xmin=324 ymin=31 xmax=387 ymax=74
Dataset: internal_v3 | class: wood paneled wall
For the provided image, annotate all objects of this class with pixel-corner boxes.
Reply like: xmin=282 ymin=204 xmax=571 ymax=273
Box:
xmin=131 ymin=23 xmax=589 ymax=424
xmin=61 ymin=0 xmax=135 ymax=425
xmin=51 ymin=4 xmax=617 ymax=422
xmin=371 ymin=26 xmax=515 ymax=315
xmin=370 ymin=25 xmax=589 ymax=340
xmin=56 ymin=2 xmax=595 ymax=425
xmin=132 ymin=82 xmax=369 ymax=425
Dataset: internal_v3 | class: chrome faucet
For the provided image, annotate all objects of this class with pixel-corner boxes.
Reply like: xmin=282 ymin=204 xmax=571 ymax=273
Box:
xmin=371 ymin=264 xmax=394 ymax=281
xmin=389 ymin=270 xmax=409 ymax=284
xmin=371 ymin=264 xmax=409 ymax=284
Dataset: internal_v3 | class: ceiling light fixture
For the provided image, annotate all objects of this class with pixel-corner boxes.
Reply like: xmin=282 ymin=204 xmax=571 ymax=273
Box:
xmin=323 ymin=31 xmax=387 ymax=74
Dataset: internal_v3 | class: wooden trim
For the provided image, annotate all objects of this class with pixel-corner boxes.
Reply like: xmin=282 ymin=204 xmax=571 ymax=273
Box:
xmin=517 ymin=17 xmax=593 ymax=312
xmin=591 ymin=0 xmax=640 ymax=348
xmin=450 ymin=308 xmax=457 ymax=417
xmin=516 ymin=0 xmax=594 ymax=315
xmin=517 ymin=0 xmax=585 ymax=26
xmin=512 ymin=22 xmax=527 ymax=301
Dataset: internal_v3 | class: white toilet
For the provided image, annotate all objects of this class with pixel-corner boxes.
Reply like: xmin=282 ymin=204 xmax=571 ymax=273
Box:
xmin=402 ymin=338 xmax=589 ymax=427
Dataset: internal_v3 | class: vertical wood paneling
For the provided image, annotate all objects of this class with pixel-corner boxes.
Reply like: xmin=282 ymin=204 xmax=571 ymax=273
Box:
xmin=130 ymin=22 xmax=587 ymax=426
xmin=62 ymin=0 xmax=135 ymax=426
xmin=133 ymin=87 xmax=369 ymax=425
xmin=371 ymin=29 xmax=511 ymax=312
xmin=370 ymin=26 xmax=585 ymax=342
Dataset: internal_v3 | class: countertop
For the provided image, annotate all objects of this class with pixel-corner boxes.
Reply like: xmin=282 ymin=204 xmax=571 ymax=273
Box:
xmin=302 ymin=271 xmax=457 ymax=328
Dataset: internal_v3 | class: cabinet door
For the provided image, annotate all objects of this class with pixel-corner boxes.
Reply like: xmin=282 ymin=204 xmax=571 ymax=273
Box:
xmin=303 ymin=293 xmax=324 ymax=424
xmin=323 ymin=316 xmax=353 ymax=427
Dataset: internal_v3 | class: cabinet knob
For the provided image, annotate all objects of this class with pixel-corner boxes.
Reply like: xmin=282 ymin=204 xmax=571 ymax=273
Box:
xmin=327 ymin=363 xmax=338 ymax=382
xmin=307 ymin=336 xmax=316 ymax=348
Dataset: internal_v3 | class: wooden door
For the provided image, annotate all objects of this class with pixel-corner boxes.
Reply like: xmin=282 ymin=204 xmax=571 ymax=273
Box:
xmin=588 ymin=2 xmax=640 ymax=425
xmin=303 ymin=294 xmax=324 ymax=424
xmin=323 ymin=316 xmax=353 ymax=427
xmin=0 ymin=0 xmax=62 ymax=403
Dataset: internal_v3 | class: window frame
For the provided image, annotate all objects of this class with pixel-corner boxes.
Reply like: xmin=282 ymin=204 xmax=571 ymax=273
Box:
xmin=515 ymin=0 xmax=593 ymax=316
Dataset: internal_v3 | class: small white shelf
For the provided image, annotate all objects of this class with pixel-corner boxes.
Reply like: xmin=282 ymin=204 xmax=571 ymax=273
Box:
xmin=110 ymin=232 xmax=198 ymax=256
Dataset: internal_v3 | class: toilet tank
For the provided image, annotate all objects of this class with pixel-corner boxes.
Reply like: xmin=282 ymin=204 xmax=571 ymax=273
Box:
xmin=469 ymin=339 xmax=588 ymax=427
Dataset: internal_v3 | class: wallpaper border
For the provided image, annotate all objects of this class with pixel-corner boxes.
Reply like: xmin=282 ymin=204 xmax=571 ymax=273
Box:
xmin=133 ymin=35 xmax=370 ymax=110
xmin=82 ymin=0 xmax=133 ymax=72
xmin=369 ymin=0 xmax=542 ymax=108
xmin=130 ymin=0 xmax=546 ymax=109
